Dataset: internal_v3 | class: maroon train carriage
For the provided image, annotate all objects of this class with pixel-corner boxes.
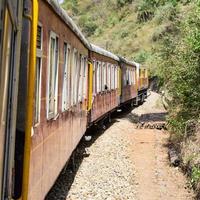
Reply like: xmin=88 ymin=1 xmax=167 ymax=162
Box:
xmin=119 ymin=57 xmax=138 ymax=105
xmin=89 ymin=44 xmax=121 ymax=124
xmin=15 ymin=0 xmax=91 ymax=199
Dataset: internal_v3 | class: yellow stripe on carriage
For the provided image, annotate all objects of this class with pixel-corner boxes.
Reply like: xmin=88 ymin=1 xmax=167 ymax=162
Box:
xmin=21 ymin=0 xmax=38 ymax=199
xmin=87 ymin=62 xmax=93 ymax=111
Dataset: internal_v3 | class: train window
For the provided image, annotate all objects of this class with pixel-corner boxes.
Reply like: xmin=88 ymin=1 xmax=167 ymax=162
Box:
xmin=111 ymin=65 xmax=115 ymax=89
xmin=118 ymin=67 xmax=120 ymax=89
xmin=47 ymin=32 xmax=59 ymax=119
xmin=96 ymin=62 xmax=101 ymax=93
xmin=130 ymin=69 xmax=132 ymax=85
xmin=134 ymin=69 xmax=136 ymax=85
xmin=99 ymin=62 xmax=102 ymax=92
xmin=75 ymin=53 xmax=80 ymax=104
xmin=131 ymin=70 xmax=133 ymax=85
xmin=96 ymin=62 xmax=99 ymax=93
xmin=115 ymin=67 xmax=118 ymax=89
xmin=93 ymin=61 xmax=96 ymax=95
xmin=129 ymin=70 xmax=131 ymax=85
xmin=126 ymin=68 xmax=129 ymax=85
xmin=83 ymin=57 xmax=88 ymax=99
xmin=102 ymin=63 xmax=106 ymax=91
xmin=71 ymin=49 xmax=78 ymax=105
xmin=62 ymin=43 xmax=71 ymax=111
xmin=34 ymin=25 xmax=43 ymax=125
xmin=78 ymin=55 xmax=84 ymax=102
xmin=107 ymin=64 xmax=111 ymax=90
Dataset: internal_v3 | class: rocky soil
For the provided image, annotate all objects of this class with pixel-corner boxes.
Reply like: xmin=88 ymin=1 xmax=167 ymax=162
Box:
xmin=46 ymin=92 xmax=195 ymax=200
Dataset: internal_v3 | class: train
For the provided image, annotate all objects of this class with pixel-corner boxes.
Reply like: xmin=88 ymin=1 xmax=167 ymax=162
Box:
xmin=0 ymin=0 xmax=148 ymax=199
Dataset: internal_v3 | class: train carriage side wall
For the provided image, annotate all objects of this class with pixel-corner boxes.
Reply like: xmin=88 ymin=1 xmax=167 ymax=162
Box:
xmin=28 ymin=1 xmax=89 ymax=199
xmin=89 ymin=51 xmax=120 ymax=123
xmin=120 ymin=62 xmax=137 ymax=104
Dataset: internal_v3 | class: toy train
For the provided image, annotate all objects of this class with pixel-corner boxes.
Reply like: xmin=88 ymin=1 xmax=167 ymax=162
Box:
xmin=0 ymin=0 xmax=148 ymax=199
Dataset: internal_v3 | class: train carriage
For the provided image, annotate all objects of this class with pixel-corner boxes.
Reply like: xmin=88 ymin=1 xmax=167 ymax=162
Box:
xmin=14 ymin=0 xmax=91 ymax=199
xmin=88 ymin=44 xmax=120 ymax=124
xmin=119 ymin=57 xmax=138 ymax=105
xmin=0 ymin=1 xmax=23 ymax=199
xmin=0 ymin=0 xmax=149 ymax=199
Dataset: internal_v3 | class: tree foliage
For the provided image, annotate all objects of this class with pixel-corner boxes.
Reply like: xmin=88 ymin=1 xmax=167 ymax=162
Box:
xmin=154 ymin=1 xmax=200 ymax=141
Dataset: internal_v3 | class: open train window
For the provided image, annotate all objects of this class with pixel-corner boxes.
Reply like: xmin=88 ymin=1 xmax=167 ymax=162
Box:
xmin=126 ymin=68 xmax=130 ymax=85
xmin=34 ymin=24 xmax=43 ymax=125
xmin=62 ymin=43 xmax=71 ymax=111
xmin=47 ymin=31 xmax=59 ymax=119
xmin=102 ymin=63 xmax=106 ymax=91
xmin=71 ymin=49 xmax=79 ymax=105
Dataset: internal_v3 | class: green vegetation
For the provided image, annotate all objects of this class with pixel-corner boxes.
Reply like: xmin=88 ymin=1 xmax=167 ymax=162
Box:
xmin=154 ymin=1 xmax=200 ymax=142
xmin=191 ymin=166 xmax=200 ymax=186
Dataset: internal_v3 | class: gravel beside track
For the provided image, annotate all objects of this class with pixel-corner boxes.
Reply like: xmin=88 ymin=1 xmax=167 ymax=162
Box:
xmin=46 ymin=120 xmax=137 ymax=200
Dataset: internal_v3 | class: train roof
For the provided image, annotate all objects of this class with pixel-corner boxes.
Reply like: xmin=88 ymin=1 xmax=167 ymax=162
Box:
xmin=46 ymin=0 xmax=91 ymax=49
xmin=119 ymin=56 xmax=137 ymax=67
xmin=91 ymin=44 xmax=120 ymax=61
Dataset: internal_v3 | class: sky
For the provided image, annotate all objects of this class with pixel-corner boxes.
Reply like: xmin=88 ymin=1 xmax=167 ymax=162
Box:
xmin=58 ymin=0 xmax=64 ymax=4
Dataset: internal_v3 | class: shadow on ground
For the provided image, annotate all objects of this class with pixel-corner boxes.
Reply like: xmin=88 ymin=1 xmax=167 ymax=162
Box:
xmin=45 ymin=119 xmax=117 ymax=200
xmin=139 ymin=112 xmax=167 ymax=122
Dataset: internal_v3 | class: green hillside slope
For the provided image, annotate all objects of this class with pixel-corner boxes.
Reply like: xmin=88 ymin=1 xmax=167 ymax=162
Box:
xmin=61 ymin=0 xmax=190 ymax=64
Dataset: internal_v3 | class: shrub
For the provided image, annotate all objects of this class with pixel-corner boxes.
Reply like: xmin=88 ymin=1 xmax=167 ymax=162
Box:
xmin=134 ymin=50 xmax=150 ymax=63
xmin=191 ymin=166 xmax=200 ymax=186
xmin=154 ymin=1 xmax=200 ymax=140
xmin=79 ymin=15 xmax=98 ymax=37
xmin=154 ymin=3 xmax=178 ymax=24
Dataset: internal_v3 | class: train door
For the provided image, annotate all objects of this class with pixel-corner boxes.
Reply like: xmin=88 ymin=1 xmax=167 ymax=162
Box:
xmin=0 ymin=0 xmax=22 ymax=199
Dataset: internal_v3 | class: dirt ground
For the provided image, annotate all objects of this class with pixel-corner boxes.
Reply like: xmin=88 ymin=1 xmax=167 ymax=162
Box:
xmin=46 ymin=92 xmax=195 ymax=200
xmin=128 ymin=92 xmax=194 ymax=200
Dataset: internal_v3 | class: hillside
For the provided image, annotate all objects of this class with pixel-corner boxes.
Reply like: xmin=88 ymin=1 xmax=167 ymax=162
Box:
xmin=61 ymin=0 xmax=190 ymax=64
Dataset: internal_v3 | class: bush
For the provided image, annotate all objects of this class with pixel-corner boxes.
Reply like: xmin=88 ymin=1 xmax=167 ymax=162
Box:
xmin=79 ymin=15 xmax=98 ymax=37
xmin=134 ymin=50 xmax=150 ymax=63
xmin=154 ymin=1 xmax=200 ymax=140
xmin=154 ymin=3 xmax=178 ymax=24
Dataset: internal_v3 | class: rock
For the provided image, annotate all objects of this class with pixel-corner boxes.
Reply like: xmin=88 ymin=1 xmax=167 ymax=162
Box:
xmin=168 ymin=148 xmax=180 ymax=167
